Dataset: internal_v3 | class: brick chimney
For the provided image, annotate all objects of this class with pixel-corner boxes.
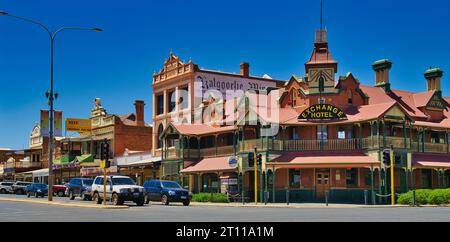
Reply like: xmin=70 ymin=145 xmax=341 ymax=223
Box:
xmin=424 ymin=68 xmax=444 ymax=92
xmin=240 ymin=62 xmax=250 ymax=77
xmin=134 ymin=100 xmax=145 ymax=126
xmin=372 ymin=59 xmax=392 ymax=92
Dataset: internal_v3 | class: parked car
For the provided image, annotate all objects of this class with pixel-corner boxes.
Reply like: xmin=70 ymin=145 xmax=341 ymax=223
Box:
xmin=0 ymin=181 xmax=14 ymax=194
xmin=67 ymin=178 xmax=94 ymax=200
xmin=53 ymin=185 xmax=67 ymax=197
xmin=12 ymin=181 xmax=32 ymax=195
xmin=143 ymin=180 xmax=192 ymax=206
xmin=91 ymin=176 xmax=145 ymax=206
xmin=26 ymin=183 xmax=48 ymax=198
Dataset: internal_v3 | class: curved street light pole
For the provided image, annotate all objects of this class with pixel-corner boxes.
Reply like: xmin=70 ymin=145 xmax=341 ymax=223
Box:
xmin=1 ymin=11 xmax=102 ymax=201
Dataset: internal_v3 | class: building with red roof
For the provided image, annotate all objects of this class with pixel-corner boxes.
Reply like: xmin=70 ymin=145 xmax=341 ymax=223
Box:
xmin=153 ymin=25 xmax=450 ymax=205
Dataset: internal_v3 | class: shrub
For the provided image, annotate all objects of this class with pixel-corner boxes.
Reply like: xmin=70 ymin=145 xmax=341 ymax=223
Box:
xmin=428 ymin=189 xmax=450 ymax=205
xmin=192 ymin=193 xmax=229 ymax=203
xmin=397 ymin=189 xmax=450 ymax=205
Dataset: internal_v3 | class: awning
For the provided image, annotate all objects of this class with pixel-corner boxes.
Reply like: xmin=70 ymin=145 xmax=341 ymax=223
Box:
xmin=80 ymin=166 xmax=118 ymax=177
xmin=181 ymin=156 xmax=238 ymax=174
xmin=413 ymin=153 xmax=450 ymax=169
xmin=76 ymin=154 xmax=94 ymax=163
xmin=268 ymin=152 xmax=379 ymax=169
xmin=30 ymin=168 xmax=49 ymax=177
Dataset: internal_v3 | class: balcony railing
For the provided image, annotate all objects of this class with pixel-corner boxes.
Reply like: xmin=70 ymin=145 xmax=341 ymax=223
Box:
xmin=164 ymin=145 xmax=236 ymax=160
xmin=413 ymin=141 xmax=449 ymax=154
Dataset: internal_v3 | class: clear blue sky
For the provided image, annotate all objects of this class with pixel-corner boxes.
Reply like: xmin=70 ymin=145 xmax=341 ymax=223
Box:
xmin=1 ymin=0 xmax=450 ymax=149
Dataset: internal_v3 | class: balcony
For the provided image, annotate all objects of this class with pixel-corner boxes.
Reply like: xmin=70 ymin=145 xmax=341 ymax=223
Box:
xmin=164 ymin=145 xmax=235 ymax=160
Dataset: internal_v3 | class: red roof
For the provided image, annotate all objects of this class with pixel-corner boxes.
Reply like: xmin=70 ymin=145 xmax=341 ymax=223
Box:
xmin=180 ymin=156 xmax=236 ymax=173
xmin=269 ymin=151 xmax=379 ymax=168
xmin=413 ymin=153 xmax=450 ymax=168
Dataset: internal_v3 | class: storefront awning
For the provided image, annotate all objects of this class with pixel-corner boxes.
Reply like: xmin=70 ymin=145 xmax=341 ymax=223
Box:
xmin=181 ymin=156 xmax=237 ymax=174
xmin=413 ymin=153 xmax=450 ymax=169
xmin=268 ymin=152 xmax=379 ymax=169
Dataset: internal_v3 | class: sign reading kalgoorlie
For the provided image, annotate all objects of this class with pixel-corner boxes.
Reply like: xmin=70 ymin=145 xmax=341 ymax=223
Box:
xmin=299 ymin=104 xmax=347 ymax=121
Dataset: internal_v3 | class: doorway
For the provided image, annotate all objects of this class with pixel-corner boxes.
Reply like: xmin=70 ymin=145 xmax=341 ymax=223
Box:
xmin=316 ymin=169 xmax=330 ymax=199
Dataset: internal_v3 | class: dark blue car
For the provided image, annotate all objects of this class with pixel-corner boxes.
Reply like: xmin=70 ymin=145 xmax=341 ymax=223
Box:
xmin=143 ymin=180 xmax=191 ymax=206
xmin=26 ymin=183 xmax=48 ymax=198
xmin=67 ymin=178 xmax=94 ymax=201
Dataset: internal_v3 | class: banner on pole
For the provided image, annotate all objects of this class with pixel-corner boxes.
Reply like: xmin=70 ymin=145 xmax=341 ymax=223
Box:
xmin=40 ymin=110 xmax=49 ymax=137
xmin=54 ymin=111 xmax=63 ymax=137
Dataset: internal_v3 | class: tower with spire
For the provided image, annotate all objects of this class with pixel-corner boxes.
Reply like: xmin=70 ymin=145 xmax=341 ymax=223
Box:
xmin=304 ymin=0 xmax=339 ymax=96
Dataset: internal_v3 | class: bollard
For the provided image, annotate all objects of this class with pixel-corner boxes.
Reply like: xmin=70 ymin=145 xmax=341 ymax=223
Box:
xmin=364 ymin=190 xmax=368 ymax=205
xmin=286 ymin=188 xmax=290 ymax=205
xmin=372 ymin=191 xmax=376 ymax=205
xmin=412 ymin=190 xmax=416 ymax=207
xmin=264 ymin=191 xmax=269 ymax=205
xmin=242 ymin=189 xmax=245 ymax=205
xmin=325 ymin=191 xmax=329 ymax=206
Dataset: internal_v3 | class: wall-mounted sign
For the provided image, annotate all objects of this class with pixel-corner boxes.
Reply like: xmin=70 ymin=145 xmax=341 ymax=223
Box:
xmin=299 ymin=104 xmax=347 ymax=121
xmin=66 ymin=118 xmax=92 ymax=133
xmin=228 ymin=156 xmax=238 ymax=168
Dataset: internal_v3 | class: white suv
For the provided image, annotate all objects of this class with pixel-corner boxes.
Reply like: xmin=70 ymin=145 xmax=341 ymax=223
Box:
xmin=0 ymin=181 xmax=14 ymax=194
xmin=91 ymin=176 xmax=145 ymax=206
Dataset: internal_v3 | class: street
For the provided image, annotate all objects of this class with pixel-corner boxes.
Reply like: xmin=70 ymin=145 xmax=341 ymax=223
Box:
xmin=0 ymin=195 xmax=450 ymax=222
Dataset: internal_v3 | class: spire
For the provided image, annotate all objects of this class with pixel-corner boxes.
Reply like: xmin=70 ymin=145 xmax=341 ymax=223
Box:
xmin=320 ymin=0 xmax=323 ymax=30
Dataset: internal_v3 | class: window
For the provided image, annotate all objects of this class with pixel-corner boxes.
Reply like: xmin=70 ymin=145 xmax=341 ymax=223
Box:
xmin=179 ymin=87 xmax=189 ymax=110
xmin=168 ymin=90 xmax=176 ymax=113
xmin=289 ymin=169 xmax=301 ymax=188
xmin=292 ymin=127 xmax=299 ymax=140
xmin=318 ymin=76 xmax=325 ymax=93
xmin=346 ymin=168 xmax=358 ymax=187
xmin=317 ymin=125 xmax=328 ymax=140
xmin=430 ymin=131 xmax=440 ymax=144
xmin=338 ymin=127 xmax=346 ymax=140
xmin=348 ymin=90 xmax=353 ymax=105
xmin=95 ymin=177 xmax=103 ymax=185
xmin=156 ymin=94 xmax=164 ymax=115
xmin=157 ymin=124 xmax=164 ymax=149
xmin=292 ymin=90 xmax=297 ymax=107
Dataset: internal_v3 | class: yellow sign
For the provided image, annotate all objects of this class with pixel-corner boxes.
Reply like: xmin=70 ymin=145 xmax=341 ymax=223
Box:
xmin=299 ymin=104 xmax=347 ymax=121
xmin=66 ymin=118 xmax=92 ymax=132
xmin=100 ymin=160 xmax=106 ymax=169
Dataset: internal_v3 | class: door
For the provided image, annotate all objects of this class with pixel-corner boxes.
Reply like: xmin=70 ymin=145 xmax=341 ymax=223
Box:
xmin=316 ymin=169 xmax=330 ymax=200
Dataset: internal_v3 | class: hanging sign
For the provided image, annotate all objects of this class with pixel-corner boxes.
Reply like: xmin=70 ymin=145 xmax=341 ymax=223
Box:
xmin=299 ymin=104 xmax=347 ymax=121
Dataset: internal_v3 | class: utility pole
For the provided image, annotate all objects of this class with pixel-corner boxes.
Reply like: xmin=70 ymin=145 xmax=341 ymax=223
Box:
xmin=254 ymin=147 xmax=258 ymax=205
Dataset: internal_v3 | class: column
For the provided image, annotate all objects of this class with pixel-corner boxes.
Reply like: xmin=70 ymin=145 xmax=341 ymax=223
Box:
xmin=272 ymin=168 xmax=276 ymax=203
xmin=215 ymin=135 xmax=218 ymax=157
xmin=376 ymin=120 xmax=382 ymax=204
xmin=403 ymin=121 xmax=408 ymax=191
xmin=371 ymin=166 xmax=375 ymax=205
xmin=175 ymin=86 xmax=180 ymax=112
xmin=163 ymin=90 xmax=168 ymax=115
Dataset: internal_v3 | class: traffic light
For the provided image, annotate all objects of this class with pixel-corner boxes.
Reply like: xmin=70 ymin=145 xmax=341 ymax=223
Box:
xmin=248 ymin=152 xmax=255 ymax=167
xmin=257 ymin=153 xmax=262 ymax=166
xmin=100 ymin=139 xmax=110 ymax=168
xmin=382 ymin=149 xmax=391 ymax=167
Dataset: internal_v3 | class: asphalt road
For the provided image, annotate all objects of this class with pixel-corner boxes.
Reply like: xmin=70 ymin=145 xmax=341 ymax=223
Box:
xmin=1 ymin=195 xmax=450 ymax=222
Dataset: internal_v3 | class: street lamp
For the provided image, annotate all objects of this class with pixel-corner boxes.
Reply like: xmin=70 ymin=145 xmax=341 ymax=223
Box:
xmin=1 ymin=11 xmax=102 ymax=201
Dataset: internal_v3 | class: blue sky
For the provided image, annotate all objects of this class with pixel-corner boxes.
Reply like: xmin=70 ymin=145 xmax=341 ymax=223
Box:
xmin=1 ymin=0 xmax=450 ymax=149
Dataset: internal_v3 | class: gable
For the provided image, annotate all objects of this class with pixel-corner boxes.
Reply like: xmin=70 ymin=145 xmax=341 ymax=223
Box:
xmin=426 ymin=92 xmax=447 ymax=111
xmin=384 ymin=105 xmax=407 ymax=120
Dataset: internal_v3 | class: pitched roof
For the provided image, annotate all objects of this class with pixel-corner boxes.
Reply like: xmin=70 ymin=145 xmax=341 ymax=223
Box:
xmin=180 ymin=156 xmax=237 ymax=173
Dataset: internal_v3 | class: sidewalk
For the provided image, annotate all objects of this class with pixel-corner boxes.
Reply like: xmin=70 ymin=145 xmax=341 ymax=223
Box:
xmin=190 ymin=202 xmax=412 ymax=209
xmin=0 ymin=196 xmax=128 ymax=209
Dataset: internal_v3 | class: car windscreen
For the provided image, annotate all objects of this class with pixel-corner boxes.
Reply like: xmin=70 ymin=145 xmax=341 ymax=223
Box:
xmin=161 ymin=181 xmax=181 ymax=189
xmin=82 ymin=180 xmax=93 ymax=186
xmin=112 ymin=178 xmax=135 ymax=186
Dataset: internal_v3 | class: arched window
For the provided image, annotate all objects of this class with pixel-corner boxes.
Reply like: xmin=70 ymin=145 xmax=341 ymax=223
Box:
xmin=157 ymin=124 xmax=164 ymax=149
xmin=318 ymin=76 xmax=325 ymax=93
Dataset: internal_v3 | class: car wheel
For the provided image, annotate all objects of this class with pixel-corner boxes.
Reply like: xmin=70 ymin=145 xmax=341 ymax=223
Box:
xmin=57 ymin=191 xmax=64 ymax=197
xmin=145 ymin=196 xmax=150 ymax=204
xmin=162 ymin=195 xmax=169 ymax=206
xmin=69 ymin=191 xmax=75 ymax=200
xmin=136 ymin=198 xmax=145 ymax=206
xmin=183 ymin=200 xmax=190 ymax=206
xmin=112 ymin=193 xmax=122 ymax=206
xmin=93 ymin=192 xmax=102 ymax=205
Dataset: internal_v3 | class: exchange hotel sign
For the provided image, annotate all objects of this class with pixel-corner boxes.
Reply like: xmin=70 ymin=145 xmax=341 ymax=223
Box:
xmin=300 ymin=104 xmax=347 ymax=121
xmin=195 ymin=73 xmax=277 ymax=100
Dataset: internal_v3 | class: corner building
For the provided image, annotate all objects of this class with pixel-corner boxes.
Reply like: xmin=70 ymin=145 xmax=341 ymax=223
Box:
xmin=154 ymin=29 xmax=450 ymax=204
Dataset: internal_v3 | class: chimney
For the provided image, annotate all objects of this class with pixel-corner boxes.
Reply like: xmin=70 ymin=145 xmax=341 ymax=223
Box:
xmin=240 ymin=62 xmax=250 ymax=77
xmin=424 ymin=68 xmax=444 ymax=92
xmin=134 ymin=100 xmax=145 ymax=126
xmin=372 ymin=59 xmax=392 ymax=92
